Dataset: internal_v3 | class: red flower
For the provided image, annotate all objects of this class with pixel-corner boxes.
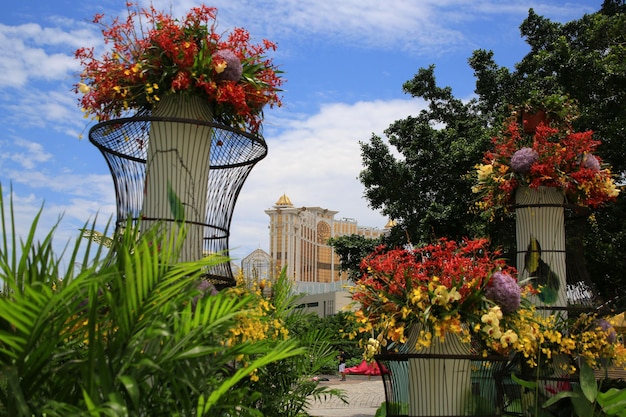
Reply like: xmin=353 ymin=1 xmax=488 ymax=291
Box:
xmin=473 ymin=117 xmax=619 ymax=212
xmin=74 ymin=3 xmax=283 ymax=134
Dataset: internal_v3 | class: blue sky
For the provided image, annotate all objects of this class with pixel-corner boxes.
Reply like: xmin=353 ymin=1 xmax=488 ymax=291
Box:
xmin=0 ymin=0 xmax=597 ymax=267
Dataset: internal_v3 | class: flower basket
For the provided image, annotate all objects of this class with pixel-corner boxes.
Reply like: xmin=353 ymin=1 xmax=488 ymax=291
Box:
xmin=76 ymin=5 xmax=282 ymax=287
xmin=472 ymin=104 xmax=620 ymax=216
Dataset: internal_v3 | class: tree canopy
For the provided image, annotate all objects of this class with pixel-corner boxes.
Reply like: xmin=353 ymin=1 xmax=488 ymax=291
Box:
xmin=359 ymin=66 xmax=491 ymax=247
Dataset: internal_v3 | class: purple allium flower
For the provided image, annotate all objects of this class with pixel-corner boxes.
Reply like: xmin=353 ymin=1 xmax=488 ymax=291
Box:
xmin=485 ymin=272 xmax=521 ymax=314
xmin=212 ymin=49 xmax=243 ymax=81
xmin=510 ymin=147 xmax=539 ymax=174
xmin=582 ymin=153 xmax=601 ymax=171
xmin=594 ymin=319 xmax=617 ymax=344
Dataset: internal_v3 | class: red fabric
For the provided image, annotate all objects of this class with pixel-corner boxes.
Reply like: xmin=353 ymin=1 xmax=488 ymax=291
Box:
xmin=345 ymin=360 xmax=384 ymax=376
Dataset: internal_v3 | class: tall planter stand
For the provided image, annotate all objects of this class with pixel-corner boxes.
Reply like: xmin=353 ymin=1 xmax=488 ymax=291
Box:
xmin=514 ymin=186 xmax=568 ymax=310
xmin=89 ymin=96 xmax=268 ymax=289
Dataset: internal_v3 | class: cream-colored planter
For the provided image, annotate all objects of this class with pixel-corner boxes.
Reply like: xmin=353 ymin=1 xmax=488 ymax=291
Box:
xmin=142 ymin=94 xmax=213 ymax=263
xmin=515 ymin=186 xmax=567 ymax=308
xmin=404 ymin=327 xmax=472 ymax=416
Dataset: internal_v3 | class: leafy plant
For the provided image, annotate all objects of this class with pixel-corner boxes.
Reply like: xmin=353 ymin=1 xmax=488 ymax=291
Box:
xmin=0 ymin=183 xmax=305 ymax=416
xmin=543 ymin=360 xmax=626 ymax=417
xmin=242 ymin=269 xmax=347 ymax=417
xmin=522 ymin=92 xmax=579 ymax=126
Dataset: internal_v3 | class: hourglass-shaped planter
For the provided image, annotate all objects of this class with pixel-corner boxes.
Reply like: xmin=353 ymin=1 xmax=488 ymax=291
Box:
xmin=89 ymin=93 xmax=268 ymax=289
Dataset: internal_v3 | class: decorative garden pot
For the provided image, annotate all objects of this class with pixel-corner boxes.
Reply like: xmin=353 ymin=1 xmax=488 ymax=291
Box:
xmin=142 ymin=94 xmax=213 ymax=263
xmin=515 ymin=186 xmax=567 ymax=309
xmin=403 ymin=326 xmax=473 ymax=416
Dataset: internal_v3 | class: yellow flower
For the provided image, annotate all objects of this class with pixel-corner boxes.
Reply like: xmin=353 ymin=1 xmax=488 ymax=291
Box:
xmin=214 ymin=60 xmax=227 ymax=74
xmin=432 ymin=285 xmax=461 ymax=307
xmin=475 ymin=164 xmax=493 ymax=181
xmin=500 ymin=330 xmax=518 ymax=347
xmin=446 ymin=287 xmax=462 ymax=303
xmin=481 ymin=309 xmax=501 ymax=326
xmin=482 ymin=324 xmax=502 ymax=339
xmin=77 ymin=82 xmax=90 ymax=94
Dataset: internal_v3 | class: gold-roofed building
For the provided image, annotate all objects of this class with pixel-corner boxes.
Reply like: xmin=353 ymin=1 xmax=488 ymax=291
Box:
xmin=264 ymin=194 xmax=388 ymax=284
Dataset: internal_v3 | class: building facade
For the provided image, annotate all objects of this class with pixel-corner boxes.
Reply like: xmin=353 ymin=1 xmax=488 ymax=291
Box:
xmin=264 ymin=194 xmax=387 ymax=283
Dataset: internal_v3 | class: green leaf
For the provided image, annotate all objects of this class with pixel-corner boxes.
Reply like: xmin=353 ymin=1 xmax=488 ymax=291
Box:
xmin=167 ymin=181 xmax=185 ymax=224
xmin=570 ymin=392 xmax=596 ymax=417
xmin=579 ymin=360 xmax=598 ymax=403
xmin=198 ymin=340 xmax=306 ymax=415
xmin=118 ymin=375 xmax=140 ymax=411
xmin=511 ymin=373 xmax=537 ymax=389
xmin=543 ymin=390 xmax=578 ymax=408
xmin=597 ymin=388 xmax=626 ymax=416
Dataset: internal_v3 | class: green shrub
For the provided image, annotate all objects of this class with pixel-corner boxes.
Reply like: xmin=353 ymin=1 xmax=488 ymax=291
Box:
xmin=236 ymin=269 xmax=346 ymax=417
xmin=0 ymin=184 xmax=305 ymax=416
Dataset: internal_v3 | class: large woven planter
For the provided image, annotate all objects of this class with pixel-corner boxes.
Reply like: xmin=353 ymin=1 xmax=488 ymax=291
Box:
xmin=89 ymin=94 xmax=268 ymax=288
xmin=403 ymin=326 xmax=473 ymax=416
xmin=142 ymin=94 xmax=214 ymax=263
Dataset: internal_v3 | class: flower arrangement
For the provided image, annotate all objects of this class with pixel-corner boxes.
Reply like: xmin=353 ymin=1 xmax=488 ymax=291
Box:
xmin=472 ymin=110 xmax=620 ymax=215
xmin=350 ymin=238 xmax=626 ymax=372
xmin=74 ymin=3 xmax=283 ymax=133
xmin=351 ymin=238 xmax=519 ymax=352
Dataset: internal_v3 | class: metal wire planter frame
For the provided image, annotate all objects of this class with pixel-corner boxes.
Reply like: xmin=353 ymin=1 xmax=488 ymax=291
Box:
xmin=375 ymin=352 xmax=512 ymax=417
xmin=89 ymin=113 xmax=268 ymax=289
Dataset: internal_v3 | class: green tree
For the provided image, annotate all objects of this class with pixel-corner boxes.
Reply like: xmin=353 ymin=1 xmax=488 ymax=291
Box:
xmin=359 ymin=66 xmax=496 ymax=247
xmin=327 ymin=234 xmax=382 ymax=281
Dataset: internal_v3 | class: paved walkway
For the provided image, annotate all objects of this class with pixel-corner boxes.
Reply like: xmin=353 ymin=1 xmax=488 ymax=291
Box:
xmin=307 ymin=375 xmax=385 ymax=417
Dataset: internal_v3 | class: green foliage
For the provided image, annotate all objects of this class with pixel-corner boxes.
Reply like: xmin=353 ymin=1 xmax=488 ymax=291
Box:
xmin=0 ymin=183 xmax=306 ymax=416
xmin=543 ymin=360 xmax=626 ymax=417
xmin=327 ymin=234 xmax=381 ymax=281
xmin=359 ymin=66 xmax=491 ymax=247
xmin=243 ymin=269 xmax=347 ymax=417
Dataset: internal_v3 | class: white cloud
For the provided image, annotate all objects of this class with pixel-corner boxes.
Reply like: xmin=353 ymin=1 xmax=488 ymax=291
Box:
xmin=145 ymin=0 xmax=592 ymax=57
xmin=0 ymin=22 xmax=93 ymax=89
xmin=1 ymin=86 xmax=85 ymax=131
xmin=7 ymin=138 xmax=52 ymax=169
xmin=228 ymin=97 xmax=425 ymax=259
